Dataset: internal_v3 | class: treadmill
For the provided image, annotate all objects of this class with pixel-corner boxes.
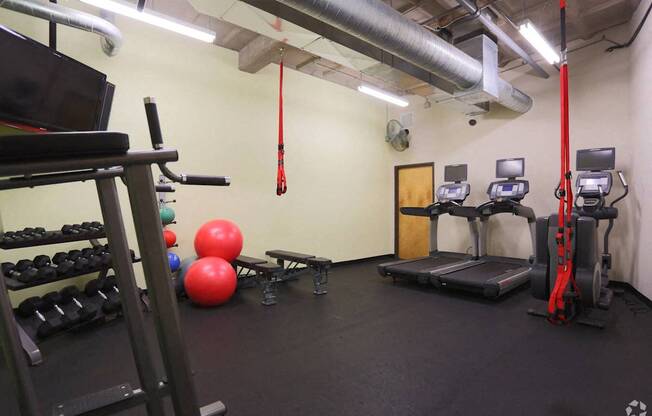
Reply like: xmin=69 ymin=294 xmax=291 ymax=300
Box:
xmin=378 ymin=164 xmax=481 ymax=284
xmin=430 ymin=158 xmax=536 ymax=298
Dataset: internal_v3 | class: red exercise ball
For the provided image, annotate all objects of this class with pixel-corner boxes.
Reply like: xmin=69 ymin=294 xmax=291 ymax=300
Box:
xmin=163 ymin=229 xmax=177 ymax=248
xmin=184 ymin=257 xmax=237 ymax=306
xmin=194 ymin=219 xmax=243 ymax=262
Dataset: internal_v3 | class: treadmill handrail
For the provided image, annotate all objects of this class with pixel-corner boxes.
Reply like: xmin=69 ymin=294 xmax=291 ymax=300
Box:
xmin=476 ymin=199 xmax=536 ymax=222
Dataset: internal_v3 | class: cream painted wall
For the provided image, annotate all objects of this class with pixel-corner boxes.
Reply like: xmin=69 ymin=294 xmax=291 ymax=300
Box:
xmin=389 ymin=25 xmax=639 ymax=292
xmin=0 ymin=2 xmax=393 ymax=304
xmin=629 ymin=0 xmax=652 ymax=299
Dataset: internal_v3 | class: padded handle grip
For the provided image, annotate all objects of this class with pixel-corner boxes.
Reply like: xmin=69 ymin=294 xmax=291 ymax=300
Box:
xmin=155 ymin=184 xmax=175 ymax=193
xmin=144 ymin=97 xmax=164 ymax=149
xmin=617 ymin=171 xmax=628 ymax=187
xmin=183 ymin=175 xmax=231 ymax=186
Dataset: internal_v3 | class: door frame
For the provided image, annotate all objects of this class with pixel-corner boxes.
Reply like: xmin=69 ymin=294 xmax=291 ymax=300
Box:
xmin=394 ymin=162 xmax=435 ymax=256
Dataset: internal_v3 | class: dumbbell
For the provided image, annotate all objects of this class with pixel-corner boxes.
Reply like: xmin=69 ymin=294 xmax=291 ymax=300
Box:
xmin=60 ymin=286 xmax=97 ymax=322
xmin=42 ymin=291 xmax=77 ymax=327
xmin=67 ymin=250 xmax=90 ymax=272
xmin=17 ymin=297 xmax=63 ymax=338
xmin=1 ymin=260 xmax=38 ymax=283
xmin=102 ymin=276 xmax=121 ymax=299
xmin=81 ymin=221 xmax=103 ymax=232
xmin=34 ymin=254 xmax=74 ymax=278
xmin=85 ymin=279 xmax=121 ymax=314
xmin=20 ymin=227 xmax=46 ymax=240
xmin=61 ymin=224 xmax=86 ymax=235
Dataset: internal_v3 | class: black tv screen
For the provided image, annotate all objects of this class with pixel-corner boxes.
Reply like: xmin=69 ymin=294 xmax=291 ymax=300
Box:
xmin=496 ymin=158 xmax=524 ymax=178
xmin=444 ymin=164 xmax=467 ymax=182
xmin=0 ymin=25 xmax=108 ymax=131
xmin=576 ymin=148 xmax=615 ymax=171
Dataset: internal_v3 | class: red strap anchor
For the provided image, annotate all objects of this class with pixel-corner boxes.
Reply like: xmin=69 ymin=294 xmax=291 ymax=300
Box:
xmin=276 ymin=58 xmax=287 ymax=196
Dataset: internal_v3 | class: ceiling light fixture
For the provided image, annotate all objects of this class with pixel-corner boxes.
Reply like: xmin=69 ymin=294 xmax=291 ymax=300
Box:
xmin=357 ymin=85 xmax=409 ymax=107
xmin=80 ymin=0 xmax=216 ymax=43
xmin=519 ymin=21 xmax=560 ymax=65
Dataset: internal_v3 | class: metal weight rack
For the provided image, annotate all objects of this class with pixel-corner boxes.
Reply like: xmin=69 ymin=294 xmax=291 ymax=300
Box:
xmin=0 ymin=99 xmax=229 ymax=416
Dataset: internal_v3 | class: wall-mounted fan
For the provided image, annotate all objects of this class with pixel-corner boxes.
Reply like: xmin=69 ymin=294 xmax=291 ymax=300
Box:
xmin=386 ymin=119 xmax=410 ymax=151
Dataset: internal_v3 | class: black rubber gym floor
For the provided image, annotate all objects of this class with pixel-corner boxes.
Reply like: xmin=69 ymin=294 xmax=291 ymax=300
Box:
xmin=2 ymin=258 xmax=652 ymax=416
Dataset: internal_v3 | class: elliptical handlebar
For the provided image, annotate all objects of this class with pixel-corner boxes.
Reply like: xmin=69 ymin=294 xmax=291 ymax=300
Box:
xmin=610 ymin=170 xmax=629 ymax=207
xmin=143 ymin=97 xmax=231 ymax=187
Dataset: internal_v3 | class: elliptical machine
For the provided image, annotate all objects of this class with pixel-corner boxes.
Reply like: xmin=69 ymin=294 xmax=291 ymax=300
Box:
xmin=529 ymin=147 xmax=628 ymax=327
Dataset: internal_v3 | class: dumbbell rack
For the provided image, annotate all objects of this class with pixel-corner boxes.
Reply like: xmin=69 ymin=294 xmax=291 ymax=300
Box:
xmin=0 ymin=227 xmax=143 ymax=366
xmin=0 ymin=142 xmax=227 ymax=416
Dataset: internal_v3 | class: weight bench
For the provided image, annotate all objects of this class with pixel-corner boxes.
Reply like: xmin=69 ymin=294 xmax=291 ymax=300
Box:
xmin=265 ymin=250 xmax=331 ymax=296
xmin=232 ymin=256 xmax=282 ymax=306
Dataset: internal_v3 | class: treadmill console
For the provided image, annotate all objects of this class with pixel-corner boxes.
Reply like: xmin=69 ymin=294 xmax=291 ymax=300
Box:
xmin=488 ymin=181 xmax=528 ymax=201
xmin=576 ymin=172 xmax=612 ymax=197
xmin=436 ymin=183 xmax=470 ymax=203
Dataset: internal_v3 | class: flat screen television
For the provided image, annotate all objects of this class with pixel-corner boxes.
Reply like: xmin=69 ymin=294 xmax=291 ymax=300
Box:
xmin=0 ymin=24 xmax=112 ymax=132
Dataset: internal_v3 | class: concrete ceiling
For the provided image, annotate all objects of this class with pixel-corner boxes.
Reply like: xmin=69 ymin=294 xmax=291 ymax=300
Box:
xmin=385 ymin=0 xmax=641 ymax=67
xmin=141 ymin=0 xmax=640 ymax=109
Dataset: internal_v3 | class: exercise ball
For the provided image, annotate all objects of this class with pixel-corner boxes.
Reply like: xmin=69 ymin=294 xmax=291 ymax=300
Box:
xmin=184 ymin=257 xmax=237 ymax=306
xmin=176 ymin=256 xmax=197 ymax=294
xmin=194 ymin=219 xmax=243 ymax=262
xmin=160 ymin=206 xmax=176 ymax=225
xmin=163 ymin=229 xmax=177 ymax=248
xmin=168 ymin=252 xmax=181 ymax=272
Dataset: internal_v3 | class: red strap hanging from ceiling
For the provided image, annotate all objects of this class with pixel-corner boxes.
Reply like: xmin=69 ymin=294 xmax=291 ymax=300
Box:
xmin=547 ymin=0 xmax=578 ymax=323
xmin=276 ymin=57 xmax=287 ymax=196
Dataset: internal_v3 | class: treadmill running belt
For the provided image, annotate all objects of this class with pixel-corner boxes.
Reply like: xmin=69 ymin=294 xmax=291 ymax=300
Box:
xmin=440 ymin=261 xmax=525 ymax=287
xmin=384 ymin=256 xmax=461 ymax=274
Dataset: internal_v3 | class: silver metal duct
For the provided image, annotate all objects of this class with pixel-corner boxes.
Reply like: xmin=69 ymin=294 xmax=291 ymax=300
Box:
xmin=274 ymin=0 xmax=533 ymax=113
xmin=0 ymin=0 xmax=123 ymax=56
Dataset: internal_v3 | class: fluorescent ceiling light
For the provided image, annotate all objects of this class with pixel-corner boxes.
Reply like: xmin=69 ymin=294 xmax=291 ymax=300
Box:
xmin=80 ymin=0 xmax=216 ymax=43
xmin=358 ymin=85 xmax=409 ymax=107
xmin=519 ymin=22 xmax=559 ymax=65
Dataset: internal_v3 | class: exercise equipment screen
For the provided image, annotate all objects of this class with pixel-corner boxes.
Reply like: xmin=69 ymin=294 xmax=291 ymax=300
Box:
xmin=444 ymin=164 xmax=467 ymax=182
xmin=496 ymin=158 xmax=524 ymax=178
xmin=576 ymin=147 xmax=615 ymax=171
xmin=0 ymin=25 xmax=109 ymax=131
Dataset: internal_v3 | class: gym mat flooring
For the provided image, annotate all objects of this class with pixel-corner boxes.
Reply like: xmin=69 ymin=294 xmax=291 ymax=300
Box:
xmin=1 ymin=258 xmax=652 ymax=416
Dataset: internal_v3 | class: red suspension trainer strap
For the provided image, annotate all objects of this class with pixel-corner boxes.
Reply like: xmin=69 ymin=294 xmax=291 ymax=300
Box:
xmin=547 ymin=0 xmax=577 ymax=323
xmin=276 ymin=59 xmax=287 ymax=196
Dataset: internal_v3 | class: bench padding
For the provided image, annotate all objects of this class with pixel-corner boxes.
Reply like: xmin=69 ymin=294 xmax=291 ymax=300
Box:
xmin=266 ymin=250 xmax=315 ymax=262
xmin=233 ymin=256 xmax=281 ymax=273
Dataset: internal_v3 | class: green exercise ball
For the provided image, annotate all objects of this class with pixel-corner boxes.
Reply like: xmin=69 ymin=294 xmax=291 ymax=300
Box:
xmin=160 ymin=206 xmax=176 ymax=225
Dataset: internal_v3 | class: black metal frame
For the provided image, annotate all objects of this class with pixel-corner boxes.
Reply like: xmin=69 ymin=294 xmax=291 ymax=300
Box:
xmin=0 ymin=150 xmax=226 ymax=415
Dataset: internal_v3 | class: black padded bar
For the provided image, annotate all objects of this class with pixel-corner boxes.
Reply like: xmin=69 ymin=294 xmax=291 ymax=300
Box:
xmin=144 ymin=97 xmax=164 ymax=149
xmin=183 ymin=174 xmax=231 ymax=186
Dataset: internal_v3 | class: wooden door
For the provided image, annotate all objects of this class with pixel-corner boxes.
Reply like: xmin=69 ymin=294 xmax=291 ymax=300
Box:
xmin=395 ymin=163 xmax=434 ymax=259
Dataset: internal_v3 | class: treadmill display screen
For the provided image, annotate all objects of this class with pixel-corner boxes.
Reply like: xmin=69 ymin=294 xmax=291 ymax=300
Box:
xmin=501 ymin=185 xmax=514 ymax=192
xmin=446 ymin=186 xmax=462 ymax=198
xmin=576 ymin=148 xmax=615 ymax=171
xmin=444 ymin=164 xmax=467 ymax=182
xmin=0 ymin=25 xmax=108 ymax=131
xmin=496 ymin=158 xmax=524 ymax=178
